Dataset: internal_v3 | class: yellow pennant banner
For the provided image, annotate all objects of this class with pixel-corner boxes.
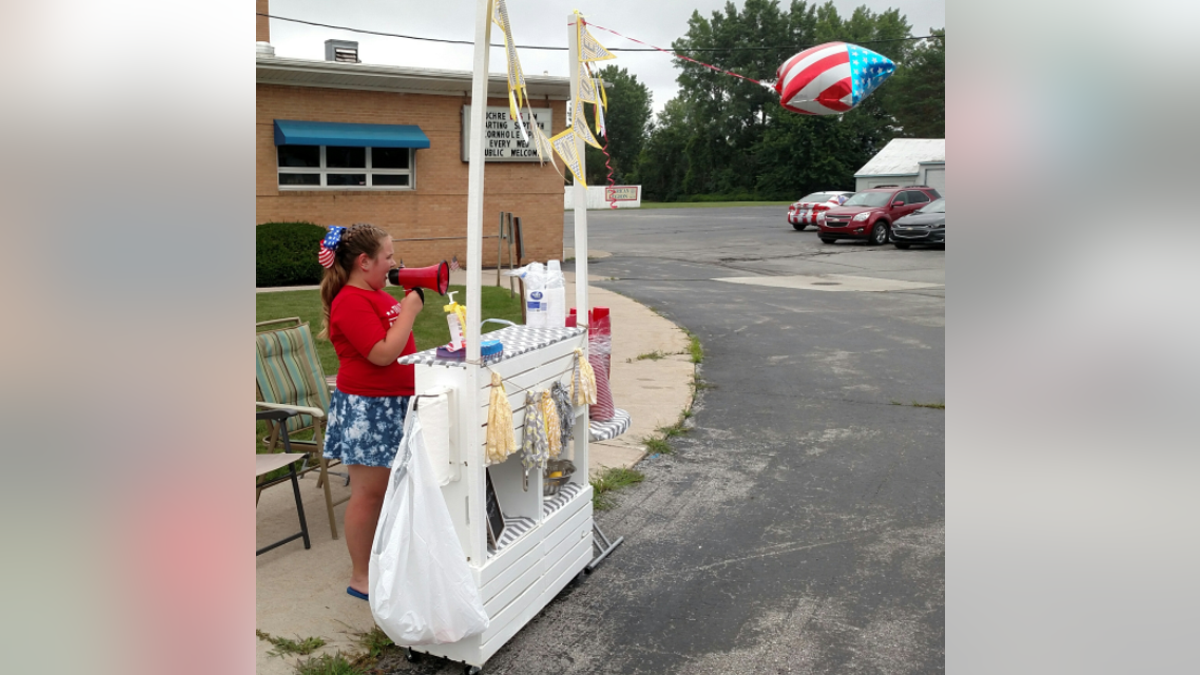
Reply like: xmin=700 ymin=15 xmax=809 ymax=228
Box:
xmin=510 ymin=93 xmax=530 ymax=144
xmin=577 ymin=62 xmax=597 ymax=104
xmin=594 ymin=96 xmax=607 ymax=139
xmin=531 ymin=120 xmax=557 ymax=169
xmin=593 ymin=77 xmax=608 ymax=138
xmin=491 ymin=0 xmax=510 ymax=34
xmin=551 ymin=129 xmax=586 ymax=187
xmin=505 ymin=47 xmax=526 ymax=107
xmin=493 ymin=0 xmax=527 ymax=121
xmin=578 ymin=21 xmax=617 ymax=63
xmin=572 ymin=99 xmax=602 ymax=149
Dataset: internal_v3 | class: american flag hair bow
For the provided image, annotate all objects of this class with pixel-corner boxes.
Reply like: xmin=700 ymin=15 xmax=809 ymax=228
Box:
xmin=318 ymin=226 xmax=346 ymax=268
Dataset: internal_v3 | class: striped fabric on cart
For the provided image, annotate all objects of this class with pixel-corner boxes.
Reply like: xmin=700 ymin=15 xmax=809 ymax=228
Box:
xmin=485 ymin=482 xmax=589 ymax=559
xmin=398 ymin=326 xmax=586 ymax=368
xmin=542 ymin=482 xmax=586 ymax=517
xmin=589 ymin=408 xmax=631 ymax=442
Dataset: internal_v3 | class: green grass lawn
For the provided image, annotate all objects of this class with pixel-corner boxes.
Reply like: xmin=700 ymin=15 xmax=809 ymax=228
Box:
xmin=255 ymin=285 xmax=524 ymax=463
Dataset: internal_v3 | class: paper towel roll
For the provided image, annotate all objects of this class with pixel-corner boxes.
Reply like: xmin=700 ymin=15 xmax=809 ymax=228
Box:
xmin=416 ymin=387 xmax=454 ymax=486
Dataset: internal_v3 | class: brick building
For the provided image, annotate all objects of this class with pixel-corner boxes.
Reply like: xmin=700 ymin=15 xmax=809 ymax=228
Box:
xmin=256 ymin=3 xmax=571 ymax=267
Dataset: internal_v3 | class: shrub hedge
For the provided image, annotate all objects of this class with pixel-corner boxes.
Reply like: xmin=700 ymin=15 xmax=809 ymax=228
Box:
xmin=256 ymin=221 xmax=326 ymax=287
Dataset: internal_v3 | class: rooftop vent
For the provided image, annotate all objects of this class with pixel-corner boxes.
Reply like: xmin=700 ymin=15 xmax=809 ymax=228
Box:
xmin=325 ymin=39 xmax=359 ymax=63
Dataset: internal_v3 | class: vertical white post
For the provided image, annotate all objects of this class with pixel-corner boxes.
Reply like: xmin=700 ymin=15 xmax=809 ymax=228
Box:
xmin=568 ymin=13 xmax=589 ymax=319
xmin=567 ymin=14 xmax=591 ymax=480
xmin=461 ymin=0 xmax=492 ymax=568
xmin=465 ymin=0 xmax=492 ymax=364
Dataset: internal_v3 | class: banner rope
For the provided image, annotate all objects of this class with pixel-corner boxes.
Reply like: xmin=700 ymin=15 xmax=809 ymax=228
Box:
xmin=586 ymin=22 xmax=771 ymax=88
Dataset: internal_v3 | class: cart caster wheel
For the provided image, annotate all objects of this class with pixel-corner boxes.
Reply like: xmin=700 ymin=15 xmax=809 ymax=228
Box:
xmin=405 ymin=648 xmax=420 ymax=663
xmin=464 ymin=666 xmax=482 ymax=675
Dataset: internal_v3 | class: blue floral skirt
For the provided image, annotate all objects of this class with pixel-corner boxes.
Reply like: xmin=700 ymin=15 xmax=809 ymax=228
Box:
xmin=324 ymin=389 xmax=411 ymax=468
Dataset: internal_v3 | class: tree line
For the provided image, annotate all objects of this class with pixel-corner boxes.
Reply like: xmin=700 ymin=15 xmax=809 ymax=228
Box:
xmin=583 ymin=0 xmax=944 ymax=202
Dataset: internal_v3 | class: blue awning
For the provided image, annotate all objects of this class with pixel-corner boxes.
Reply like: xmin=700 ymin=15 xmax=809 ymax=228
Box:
xmin=273 ymin=120 xmax=430 ymax=149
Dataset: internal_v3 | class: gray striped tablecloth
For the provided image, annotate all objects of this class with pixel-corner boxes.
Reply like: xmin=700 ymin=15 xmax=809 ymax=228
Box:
xmin=398 ymin=325 xmax=586 ymax=368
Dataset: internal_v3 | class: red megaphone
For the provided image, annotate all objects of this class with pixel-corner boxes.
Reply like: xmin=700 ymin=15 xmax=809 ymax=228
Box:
xmin=388 ymin=262 xmax=450 ymax=295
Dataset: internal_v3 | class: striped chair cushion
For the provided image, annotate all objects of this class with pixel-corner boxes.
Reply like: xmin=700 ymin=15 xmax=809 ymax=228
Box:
xmin=255 ymin=323 xmax=332 ymax=434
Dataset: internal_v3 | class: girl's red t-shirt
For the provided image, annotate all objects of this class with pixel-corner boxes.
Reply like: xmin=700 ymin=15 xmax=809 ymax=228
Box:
xmin=329 ymin=285 xmax=416 ymax=396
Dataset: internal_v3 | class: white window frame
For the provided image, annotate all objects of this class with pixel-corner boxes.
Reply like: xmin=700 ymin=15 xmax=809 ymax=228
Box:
xmin=277 ymin=146 xmax=416 ymax=191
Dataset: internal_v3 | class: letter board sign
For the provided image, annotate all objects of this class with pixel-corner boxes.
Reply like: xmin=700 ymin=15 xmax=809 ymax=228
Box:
xmin=462 ymin=105 xmax=554 ymax=162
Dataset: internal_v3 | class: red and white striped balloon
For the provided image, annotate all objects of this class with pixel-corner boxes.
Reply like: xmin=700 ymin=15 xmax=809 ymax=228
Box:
xmin=775 ymin=41 xmax=895 ymax=115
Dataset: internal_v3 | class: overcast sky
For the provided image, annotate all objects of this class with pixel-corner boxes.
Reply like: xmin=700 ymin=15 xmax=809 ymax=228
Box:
xmin=265 ymin=0 xmax=944 ymax=115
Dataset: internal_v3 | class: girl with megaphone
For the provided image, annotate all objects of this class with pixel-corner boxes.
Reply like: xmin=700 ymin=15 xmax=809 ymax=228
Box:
xmin=316 ymin=223 xmax=424 ymax=602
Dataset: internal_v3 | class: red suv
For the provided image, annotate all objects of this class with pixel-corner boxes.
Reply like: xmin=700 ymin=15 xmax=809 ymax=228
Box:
xmin=818 ymin=186 xmax=942 ymax=245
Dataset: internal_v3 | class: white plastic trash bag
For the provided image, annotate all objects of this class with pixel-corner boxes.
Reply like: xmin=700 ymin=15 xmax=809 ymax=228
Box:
xmin=370 ymin=399 xmax=489 ymax=645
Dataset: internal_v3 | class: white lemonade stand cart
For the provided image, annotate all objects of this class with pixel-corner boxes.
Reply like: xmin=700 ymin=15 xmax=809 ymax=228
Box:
xmin=396 ymin=7 xmax=625 ymax=673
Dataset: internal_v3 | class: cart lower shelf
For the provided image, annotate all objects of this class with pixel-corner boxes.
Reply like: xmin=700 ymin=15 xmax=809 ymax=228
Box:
xmin=414 ymin=481 xmax=593 ymax=669
xmin=487 ymin=482 xmax=586 ymax=559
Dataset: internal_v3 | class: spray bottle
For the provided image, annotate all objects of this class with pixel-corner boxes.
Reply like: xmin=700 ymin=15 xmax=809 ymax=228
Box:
xmin=444 ymin=292 xmax=467 ymax=351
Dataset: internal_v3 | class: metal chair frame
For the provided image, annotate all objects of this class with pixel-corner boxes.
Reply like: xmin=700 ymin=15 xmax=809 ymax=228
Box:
xmin=256 ymin=408 xmax=311 ymax=556
xmin=256 ymin=317 xmax=349 ymax=539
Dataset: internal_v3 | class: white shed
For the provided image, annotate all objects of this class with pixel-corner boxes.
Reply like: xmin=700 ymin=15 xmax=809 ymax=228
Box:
xmin=854 ymin=138 xmax=945 ymax=193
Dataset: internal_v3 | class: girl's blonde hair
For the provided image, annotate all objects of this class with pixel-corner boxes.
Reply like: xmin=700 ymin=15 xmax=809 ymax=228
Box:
xmin=318 ymin=223 xmax=391 ymax=340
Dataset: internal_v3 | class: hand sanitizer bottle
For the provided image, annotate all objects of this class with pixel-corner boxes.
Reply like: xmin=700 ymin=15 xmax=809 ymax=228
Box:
xmin=444 ymin=292 xmax=466 ymax=351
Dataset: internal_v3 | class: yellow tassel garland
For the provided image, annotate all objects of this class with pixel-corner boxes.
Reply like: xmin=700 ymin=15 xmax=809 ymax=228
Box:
xmin=541 ymin=390 xmax=562 ymax=459
xmin=486 ymin=371 xmax=516 ymax=465
xmin=572 ymin=348 xmax=597 ymax=406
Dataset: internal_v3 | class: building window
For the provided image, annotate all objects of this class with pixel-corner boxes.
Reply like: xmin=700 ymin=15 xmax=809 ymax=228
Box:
xmin=277 ymin=146 xmax=414 ymax=190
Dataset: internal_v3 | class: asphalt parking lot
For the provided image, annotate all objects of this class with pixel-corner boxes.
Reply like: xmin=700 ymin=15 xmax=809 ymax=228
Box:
xmin=553 ymin=206 xmax=944 ymax=674
xmin=396 ymin=205 xmax=945 ymax=674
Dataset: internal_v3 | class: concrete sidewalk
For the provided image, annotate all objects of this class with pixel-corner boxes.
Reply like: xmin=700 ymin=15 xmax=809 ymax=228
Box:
xmin=255 ymin=268 xmax=694 ymax=673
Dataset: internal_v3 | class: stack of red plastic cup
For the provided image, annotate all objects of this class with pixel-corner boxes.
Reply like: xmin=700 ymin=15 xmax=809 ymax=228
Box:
xmin=586 ymin=307 xmax=615 ymax=421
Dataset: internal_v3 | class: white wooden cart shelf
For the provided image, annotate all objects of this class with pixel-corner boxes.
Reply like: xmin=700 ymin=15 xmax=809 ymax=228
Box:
xmin=396 ymin=8 xmax=625 ymax=671
xmin=398 ymin=325 xmax=615 ymax=669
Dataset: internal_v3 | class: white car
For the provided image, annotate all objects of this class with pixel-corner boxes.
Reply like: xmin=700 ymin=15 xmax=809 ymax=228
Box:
xmin=787 ymin=191 xmax=852 ymax=230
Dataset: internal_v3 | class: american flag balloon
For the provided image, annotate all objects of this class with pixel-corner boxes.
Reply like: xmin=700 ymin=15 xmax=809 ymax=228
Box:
xmin=775 ymin=42 xmax=895 ymax=115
